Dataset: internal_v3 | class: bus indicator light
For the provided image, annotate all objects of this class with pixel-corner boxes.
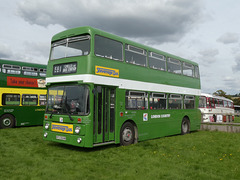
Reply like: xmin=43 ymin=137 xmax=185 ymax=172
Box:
xmin=78 ymin=118 xmax=82 ymax=123
xmin=120 ymin=112 xmax=123 ymax=117
xmin=44 ymin=115 xmax=48 ymax=120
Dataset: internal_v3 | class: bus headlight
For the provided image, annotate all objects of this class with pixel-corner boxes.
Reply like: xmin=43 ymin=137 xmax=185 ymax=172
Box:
xmin=44 ymin=132 xmax=48 ymax=138
xmin=75 ymin=126 xmax=81 ymax=134
xmin=77 ymin=138 xmax=82 ymax=144
xmin=45 ymin=123 xmax=50 ymax=130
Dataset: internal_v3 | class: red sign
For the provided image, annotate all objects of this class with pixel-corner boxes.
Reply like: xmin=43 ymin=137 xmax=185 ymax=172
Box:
xmin=7 ymin=76 xmax=44 ymax=88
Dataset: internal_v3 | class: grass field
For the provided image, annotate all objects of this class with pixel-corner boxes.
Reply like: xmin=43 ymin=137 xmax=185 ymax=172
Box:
xmin=0 ymin=127 xmax=239 ymax=180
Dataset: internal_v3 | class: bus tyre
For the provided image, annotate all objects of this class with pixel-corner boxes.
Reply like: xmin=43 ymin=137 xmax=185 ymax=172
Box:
xmin=120 ymin=122 xmax=135 ymax=146
xmin=181 ymin=118 xmax=190 ymax=135
xmin=0 ymin=114 xmax=15 ymax=129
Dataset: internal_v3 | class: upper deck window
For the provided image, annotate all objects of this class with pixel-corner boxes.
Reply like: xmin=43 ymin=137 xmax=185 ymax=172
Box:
xmin=95 ymin=35 xmax=123 ymax=61
xmin=149 ymin=52 xmax=166 ymax=71
xmin=183 ymin=62 xmax=194 ymax=77
xmin=194 ymin=66 xmax=200 ymax=78
xmin=50 ymin=35 xmax=90 ymax=60
xmin=39 ymin=68 xmax=47 ymax=77
xmin=22 ymin=66 xmax=38 ymax=76
xmin=167 ymin=58 xmax=182 ymax=74
xmin=125 ymin=45 xmax=147 ymax=67
xmin=2 ymin=64 xmax=21 ymax=75
xmin=22 ymin=66 xmax=38 ymax=72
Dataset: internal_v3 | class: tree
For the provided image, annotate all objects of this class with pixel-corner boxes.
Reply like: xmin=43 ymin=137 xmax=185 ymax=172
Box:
xmin=213 ymin=90 xmax=227 ymax=97
xmin=213 ymin=90 xmax=231 ymax=99
xmin=233 ymin=98 xmax=240 ymax=106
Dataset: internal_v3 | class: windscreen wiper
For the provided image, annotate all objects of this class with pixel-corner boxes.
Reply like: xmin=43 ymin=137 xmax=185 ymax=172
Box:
xmin=50 ymin=110 xmax=54 ymax=119
xmin=64 ymin=97 xmax=74 ymax=121
xmin=66 ymin=111 xmax=74 ymax=121
xmin=50 ymin=105 xmax=62 ymax=119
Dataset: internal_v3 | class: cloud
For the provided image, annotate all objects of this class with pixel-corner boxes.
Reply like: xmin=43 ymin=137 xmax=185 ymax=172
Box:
xmin=0 ymin=41 xmax=49 ymax=64
xmin=17 ymin=0 xmax=203 ymax=44
xmin=198 ymin=49 xmax=219 ymax=65
xmin=222 ymin=76 xmax=240 ymax=93
xmin=24 ymin=41 xmax=50 ymax=58
xmin=0 ymin=44 xmax=13 ymax=59
xmin=232 ymin=54 xmax=240 ymax=72
xmin=217 ymin=32 xmax=239 ymax=44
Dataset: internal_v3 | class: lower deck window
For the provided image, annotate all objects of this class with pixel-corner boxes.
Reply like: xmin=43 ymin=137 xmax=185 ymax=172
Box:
xmin=150 ymin=93 xmax=166 ymax=109
xmin=39 ymin=95 xmax=47 ymax=105
xmin=2 ymin=94 xmax=20 ymax=105
xmin=184 ymin=96 xmax=195 ymax=109
xmin=22 ymin=94 xmax=38 ymax=105
xmin=126 ymin=91 xmax=148 ymax=110
xmin=125 ymin=91 xmax=197 ymax=110
xmin=168 ymin=94 xmax=182 ymax=109
xmin=199 ymin=96 xmax=207 ymax=108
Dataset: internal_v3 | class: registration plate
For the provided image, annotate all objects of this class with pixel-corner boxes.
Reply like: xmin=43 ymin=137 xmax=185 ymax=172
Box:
xmin=51 ymin=122 xmax=73 ymax=134
xmin=56 ymin=135 xmax=66 ymax=141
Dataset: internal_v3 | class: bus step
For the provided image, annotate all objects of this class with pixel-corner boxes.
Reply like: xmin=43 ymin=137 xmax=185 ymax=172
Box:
xmin=93 ymin=141 xmax=115 ymax=147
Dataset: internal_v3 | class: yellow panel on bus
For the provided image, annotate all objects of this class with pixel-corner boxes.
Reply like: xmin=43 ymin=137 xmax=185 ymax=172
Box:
xmin=51 ymin=122 xmax=73 ymax=134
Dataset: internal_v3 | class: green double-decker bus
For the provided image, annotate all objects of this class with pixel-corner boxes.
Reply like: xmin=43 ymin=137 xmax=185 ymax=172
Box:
xmin=43 ymin=26 xmax=201 ymax=147
xmin=0 ymin=59 xmax=47 ymax=128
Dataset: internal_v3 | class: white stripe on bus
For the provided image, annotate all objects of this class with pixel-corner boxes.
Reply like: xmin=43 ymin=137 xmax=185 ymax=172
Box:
xmin=46 ymin=74 xmax=201 ymax=96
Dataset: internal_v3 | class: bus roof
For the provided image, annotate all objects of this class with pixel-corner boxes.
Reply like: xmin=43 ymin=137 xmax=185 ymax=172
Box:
xmin=201 ymin=93 xmax=233 ymax=102
xmin=52 ymin=26 xmax=198 ymax=66
xmin=0 ymin=59 xmax=46 ymax=67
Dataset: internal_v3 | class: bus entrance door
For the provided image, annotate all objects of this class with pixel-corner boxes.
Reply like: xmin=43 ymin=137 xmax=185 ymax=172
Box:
xmin=93 ymin=86 xmax=115 ymax=145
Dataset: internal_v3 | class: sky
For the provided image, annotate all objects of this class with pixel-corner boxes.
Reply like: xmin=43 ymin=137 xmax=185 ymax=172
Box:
xmin=1 ymin=0 xmax=240 ymax=95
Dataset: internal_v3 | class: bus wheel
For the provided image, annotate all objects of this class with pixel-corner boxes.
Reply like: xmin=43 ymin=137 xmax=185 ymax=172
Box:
xmin=120 ymin=122 xmax=135 ymax=146
xmin=0 ymin=114 xmax=15 ymax=129
xmin=181 ymin=118 xmax=190 ymax=135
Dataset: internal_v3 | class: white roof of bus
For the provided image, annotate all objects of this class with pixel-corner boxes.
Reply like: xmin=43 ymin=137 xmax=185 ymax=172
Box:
xmin=201 ymin=93 xmax=233 ymax=102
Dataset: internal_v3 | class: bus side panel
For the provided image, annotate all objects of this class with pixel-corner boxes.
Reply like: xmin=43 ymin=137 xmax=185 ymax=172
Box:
xmin=11 ymin=106 xmax=45 ymax=126
xmin=114 ymin=89 xmax=201 ymax=144
xmin=135 ymin=110 xmax=180 ymax=141
xmin=187 ymin=109 xmax=201 ymax=131
xmin=115 ymin=109 xmax=201 ymax=143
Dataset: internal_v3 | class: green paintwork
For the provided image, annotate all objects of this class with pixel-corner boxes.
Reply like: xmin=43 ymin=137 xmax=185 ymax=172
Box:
xmin=0 ymin=59 xmax=47 ymax=128
xmin=0 ymin=106 xmax=45 ymax=126
xmin=43 ymin=26 xmax=201 ymax=147
xmin=0 ymin=59 xmax=46 ymax=88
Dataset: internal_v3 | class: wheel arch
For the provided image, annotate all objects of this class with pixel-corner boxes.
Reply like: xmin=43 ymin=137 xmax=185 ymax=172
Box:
xmin=181 ymin=116 xmax=190 ymax=135
xmin=183 ymin=115 xmax=190 ymax=122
